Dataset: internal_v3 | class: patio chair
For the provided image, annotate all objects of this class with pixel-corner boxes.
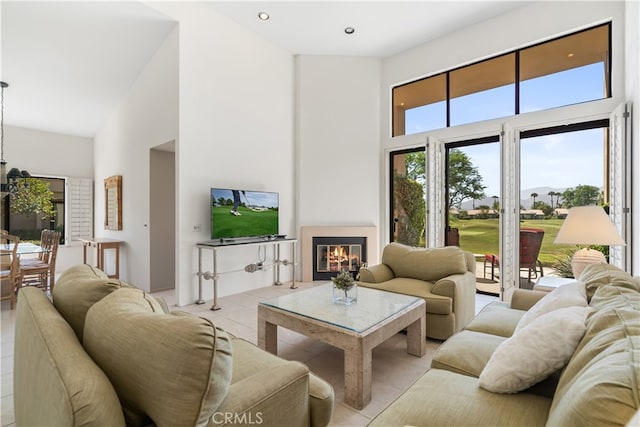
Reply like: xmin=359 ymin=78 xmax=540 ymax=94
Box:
xmin=483 ymin=228 xmax=545 ymax=283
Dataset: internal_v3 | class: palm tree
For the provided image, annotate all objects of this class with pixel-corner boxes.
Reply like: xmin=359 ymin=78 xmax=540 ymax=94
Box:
xmin=530 ymin=192 xmax=538 ymax=207
xmin=547 ymin=191 xmax=556 ymax=209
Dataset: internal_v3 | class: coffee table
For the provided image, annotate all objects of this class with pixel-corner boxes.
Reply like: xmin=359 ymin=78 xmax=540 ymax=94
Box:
xmin=257 ymin=283 xmax=426 ymax=409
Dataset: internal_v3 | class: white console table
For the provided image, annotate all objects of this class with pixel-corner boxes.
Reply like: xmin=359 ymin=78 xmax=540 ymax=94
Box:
xmin=196 ymin=237 xmax=297 ymax=310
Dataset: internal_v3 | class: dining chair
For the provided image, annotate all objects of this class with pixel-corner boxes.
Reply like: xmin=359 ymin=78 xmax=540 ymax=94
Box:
xmin=1 ymin=233 xmax=21 ymax=309
xmin=20 ymin=230 xmax=61 ymax=293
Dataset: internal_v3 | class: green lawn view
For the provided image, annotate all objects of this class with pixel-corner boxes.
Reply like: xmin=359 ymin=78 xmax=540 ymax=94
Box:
xmin=450 ymin=217 xmax=574 ymax=266
xmin=211 ymin=206 xmax=278 ymax=239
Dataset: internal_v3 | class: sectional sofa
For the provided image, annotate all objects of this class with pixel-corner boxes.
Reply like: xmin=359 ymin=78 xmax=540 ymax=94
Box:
xmin=13 ymin=264 xmax=334 ymax=427
xmin=369 ymin=263 xmax=640 ymax=426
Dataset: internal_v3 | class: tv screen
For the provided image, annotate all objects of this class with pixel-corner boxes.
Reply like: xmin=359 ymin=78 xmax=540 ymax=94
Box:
xmin=210 ymin=188 xmax=279 ymax=240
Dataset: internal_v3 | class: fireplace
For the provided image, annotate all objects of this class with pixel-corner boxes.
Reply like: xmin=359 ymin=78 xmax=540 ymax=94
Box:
xmin=300 ymin=226 xmax=378 ymax=282
xmin=312 ymin=237 xmax=366 ymax=281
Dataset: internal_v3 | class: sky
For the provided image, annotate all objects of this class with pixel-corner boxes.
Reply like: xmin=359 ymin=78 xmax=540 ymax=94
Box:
xmin=405 ymin=62 xmax=606 ymax=200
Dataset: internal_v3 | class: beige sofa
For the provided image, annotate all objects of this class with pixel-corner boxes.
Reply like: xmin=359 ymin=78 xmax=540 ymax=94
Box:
xmin=358 ymin=243 xmax=476 ymax=339
xmin=14 ymin=264 xmax=334 ymax=427
xmin=369 ymin=263 xmax=640 ymax=426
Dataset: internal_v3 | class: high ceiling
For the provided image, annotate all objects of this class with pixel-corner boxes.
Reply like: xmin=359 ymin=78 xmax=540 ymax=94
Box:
xmin=1 ymin=1 xmax=531 ymax=138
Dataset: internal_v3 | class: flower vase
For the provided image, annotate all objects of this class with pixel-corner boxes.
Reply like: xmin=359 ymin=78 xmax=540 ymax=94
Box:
xmin=332 ymin=283 xmax=357 ymax=305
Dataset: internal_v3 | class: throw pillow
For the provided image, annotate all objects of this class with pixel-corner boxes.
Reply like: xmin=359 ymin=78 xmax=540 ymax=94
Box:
xmin=83 ymin=288 xmax=233 ymax=427
xmin=578 ymin=263 xmax=639 ymax=301
xmin=479 ymin=305 xmax=591 ymax=394
xmin=52 ymin=264 xmax=136 ymax=339
xmin=515 ymin=281 xmax=587 ymax=332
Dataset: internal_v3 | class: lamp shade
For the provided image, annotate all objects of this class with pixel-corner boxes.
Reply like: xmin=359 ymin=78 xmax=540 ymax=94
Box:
xmin=554 ymin=205 xmax=626 ymax=246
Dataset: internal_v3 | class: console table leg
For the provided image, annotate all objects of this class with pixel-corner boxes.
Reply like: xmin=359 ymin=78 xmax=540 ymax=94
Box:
xmin=274 ymin=244 xmax=282 ymax=286
xmin=196 ymin=247 xmax=205 ymax=304
xmin=290 ymin=240 xmax=298 ymax=289
xmin=210 ymin=249 xmax=221 ymax=310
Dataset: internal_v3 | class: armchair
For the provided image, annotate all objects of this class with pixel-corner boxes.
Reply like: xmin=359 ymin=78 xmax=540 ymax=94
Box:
xmin=359 ymin=243 xmax=476 ymax=340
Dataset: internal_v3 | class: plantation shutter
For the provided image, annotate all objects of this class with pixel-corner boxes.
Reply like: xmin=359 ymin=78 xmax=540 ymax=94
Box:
xmin=500 ymin=124 xmax=518 ymax=302
xmin=67 ymin=177 xmax=93 ymax=241
xmin=427 ymin=136 xmax=445 ymax=248
xmin=608 ymin=102 xmax=632 ymax=270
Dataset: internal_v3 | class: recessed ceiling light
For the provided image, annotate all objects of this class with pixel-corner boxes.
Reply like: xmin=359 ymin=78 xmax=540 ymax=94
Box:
xmin=567 ymin=53 xmax=575 ymax=58
xmin=258 ymin=11 xmax=270 ymax=21
xmin=344 ymin=27 xmax=355 ymax=35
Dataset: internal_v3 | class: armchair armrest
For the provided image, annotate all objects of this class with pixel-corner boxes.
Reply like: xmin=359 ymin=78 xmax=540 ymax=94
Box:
xmin=358 ymin=264 xmax=394 ymax=283
xmin=432 ymin=271 xmax=477 ymax=332
xmin=211 ymin=361 xmax=311 ymax=427
xmin=510 ymin=289 xmax=547 ymax=311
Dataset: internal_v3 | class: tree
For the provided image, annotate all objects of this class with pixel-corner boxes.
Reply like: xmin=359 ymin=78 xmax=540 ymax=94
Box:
xmin=547 ymin=191 xmax=556 ymax=209
xmin=10 ymin=177 xmax=56 ymax=219
xmin=561 ymin=185 xmax=601 ymax=208
xmin=404 ymin=151 xmax=425 ymax=183
xmin=532 ymin=201 xmax=553 ymax=217
xmin=393 ymin=173 xmax=426 ymax=247
xmin=530 ymin=192 xmax=538 ymax=207
xmin=491 ymin=195 xmax=499 ymax=211
xmin=448 ymin=149 xmax=486 ymax=209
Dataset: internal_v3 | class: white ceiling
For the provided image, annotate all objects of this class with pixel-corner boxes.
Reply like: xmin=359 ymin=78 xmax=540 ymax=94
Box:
xmin=1 ymin=1 xmax=531 ymax=138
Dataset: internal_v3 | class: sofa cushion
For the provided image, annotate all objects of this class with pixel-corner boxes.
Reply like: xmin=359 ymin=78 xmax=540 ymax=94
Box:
xmin=381 ymin=243 xmax=468 ymax=282
xmin=230 ymin=337 xmax=334 ymax=427
xmin=52 ymin=264 xmax=136 ymax=339
xmin=515 ymin=281 xmax=587 ymax=332
xmin=465 ymin=301 xmax=524 ymax=337
xmin=14 ymin=287 xmax=126 ymax=427
xmin=83 ymin=289 xmax=233 ymax=427
xmin=547 ymin=290 xmax=640 ymax=426
xmin=358 ymin=278 xmax=452 ymax=314
xmin=479 ymin=306 xmax=590 ymax=394
xmin=368 ymin=369 xmax=552 ymax=427
xmin=578 ymin=263 xmax=640 ymax=301
xmin=431 ymin=330 xmax=505 ymax=377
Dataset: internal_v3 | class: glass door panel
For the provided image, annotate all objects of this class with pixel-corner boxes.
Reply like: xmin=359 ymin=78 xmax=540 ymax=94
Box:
xmin=519 ymin=122 xmax=608 ymax=282
xmin=446 ymin=138 xmax=500 ymax=295
xmin=390 ymin=148 xmax=426 ymax=247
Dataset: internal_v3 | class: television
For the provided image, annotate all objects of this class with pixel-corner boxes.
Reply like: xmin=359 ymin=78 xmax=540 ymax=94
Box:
xmin=210 ymin=188 xmax=279 ymax=240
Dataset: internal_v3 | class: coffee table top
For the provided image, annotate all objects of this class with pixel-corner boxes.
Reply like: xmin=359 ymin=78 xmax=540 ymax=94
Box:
xmin=259 ymin=283 xmax=422 ymax=333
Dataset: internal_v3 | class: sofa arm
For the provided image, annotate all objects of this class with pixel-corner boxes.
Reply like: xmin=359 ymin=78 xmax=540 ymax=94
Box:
xmin=358 ymin=264 xmax=394 ymax=283
xmin=510 ymin=289 xmax=547 ymax=311
xmin=432 ymin=271 xmax=477 ymax=333
xmin=210 ymin=361 xmax=311 ymax=427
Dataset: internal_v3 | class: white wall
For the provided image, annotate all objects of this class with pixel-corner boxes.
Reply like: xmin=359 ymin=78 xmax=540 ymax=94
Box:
xmin=296 ymin=55 xmax=381 ymax=232
xmin=148 ymin=3 xmax=296 ymax=305
xmin=93 ymin=25 xmax=178 ymax=289
xmin=4 ymin=125 xmax=93 ymax=272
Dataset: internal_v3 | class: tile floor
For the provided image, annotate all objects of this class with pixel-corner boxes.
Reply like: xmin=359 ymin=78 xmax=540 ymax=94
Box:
xmin=0 ymin=283 xmax=497 ymax=427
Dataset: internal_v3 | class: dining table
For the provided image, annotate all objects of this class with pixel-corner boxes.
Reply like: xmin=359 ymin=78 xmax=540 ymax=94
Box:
xmin=2 ymin=242 xmax=49 ymax=256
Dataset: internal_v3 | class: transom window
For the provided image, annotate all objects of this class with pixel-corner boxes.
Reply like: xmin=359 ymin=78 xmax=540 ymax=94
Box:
xmin=393 ymin=23 xmax=611 ymax=136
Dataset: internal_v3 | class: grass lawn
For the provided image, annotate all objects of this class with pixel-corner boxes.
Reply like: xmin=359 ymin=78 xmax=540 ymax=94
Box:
xmin=212 ymin=206 xmax=278 ymax=238
xmin=450 ymin=217 xmax=574 ymax=266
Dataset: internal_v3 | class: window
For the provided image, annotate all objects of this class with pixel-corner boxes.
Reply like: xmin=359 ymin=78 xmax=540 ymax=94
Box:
xmin=520 ymin=25 xmax=610 ymax=113
xmin=450 ymin=54 xmax=515 ymax=126
xmin=8 ymin=176 xmax=65 ymax=244
xmin=6 ymin=176 xmax=93 ymax=244
xmin=392 ymin=23 xmax=611 ymax=136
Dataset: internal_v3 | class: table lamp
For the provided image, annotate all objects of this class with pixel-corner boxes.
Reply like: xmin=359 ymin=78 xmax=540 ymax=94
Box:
xmin=554 ymin=205 xmax=626 ymax=279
